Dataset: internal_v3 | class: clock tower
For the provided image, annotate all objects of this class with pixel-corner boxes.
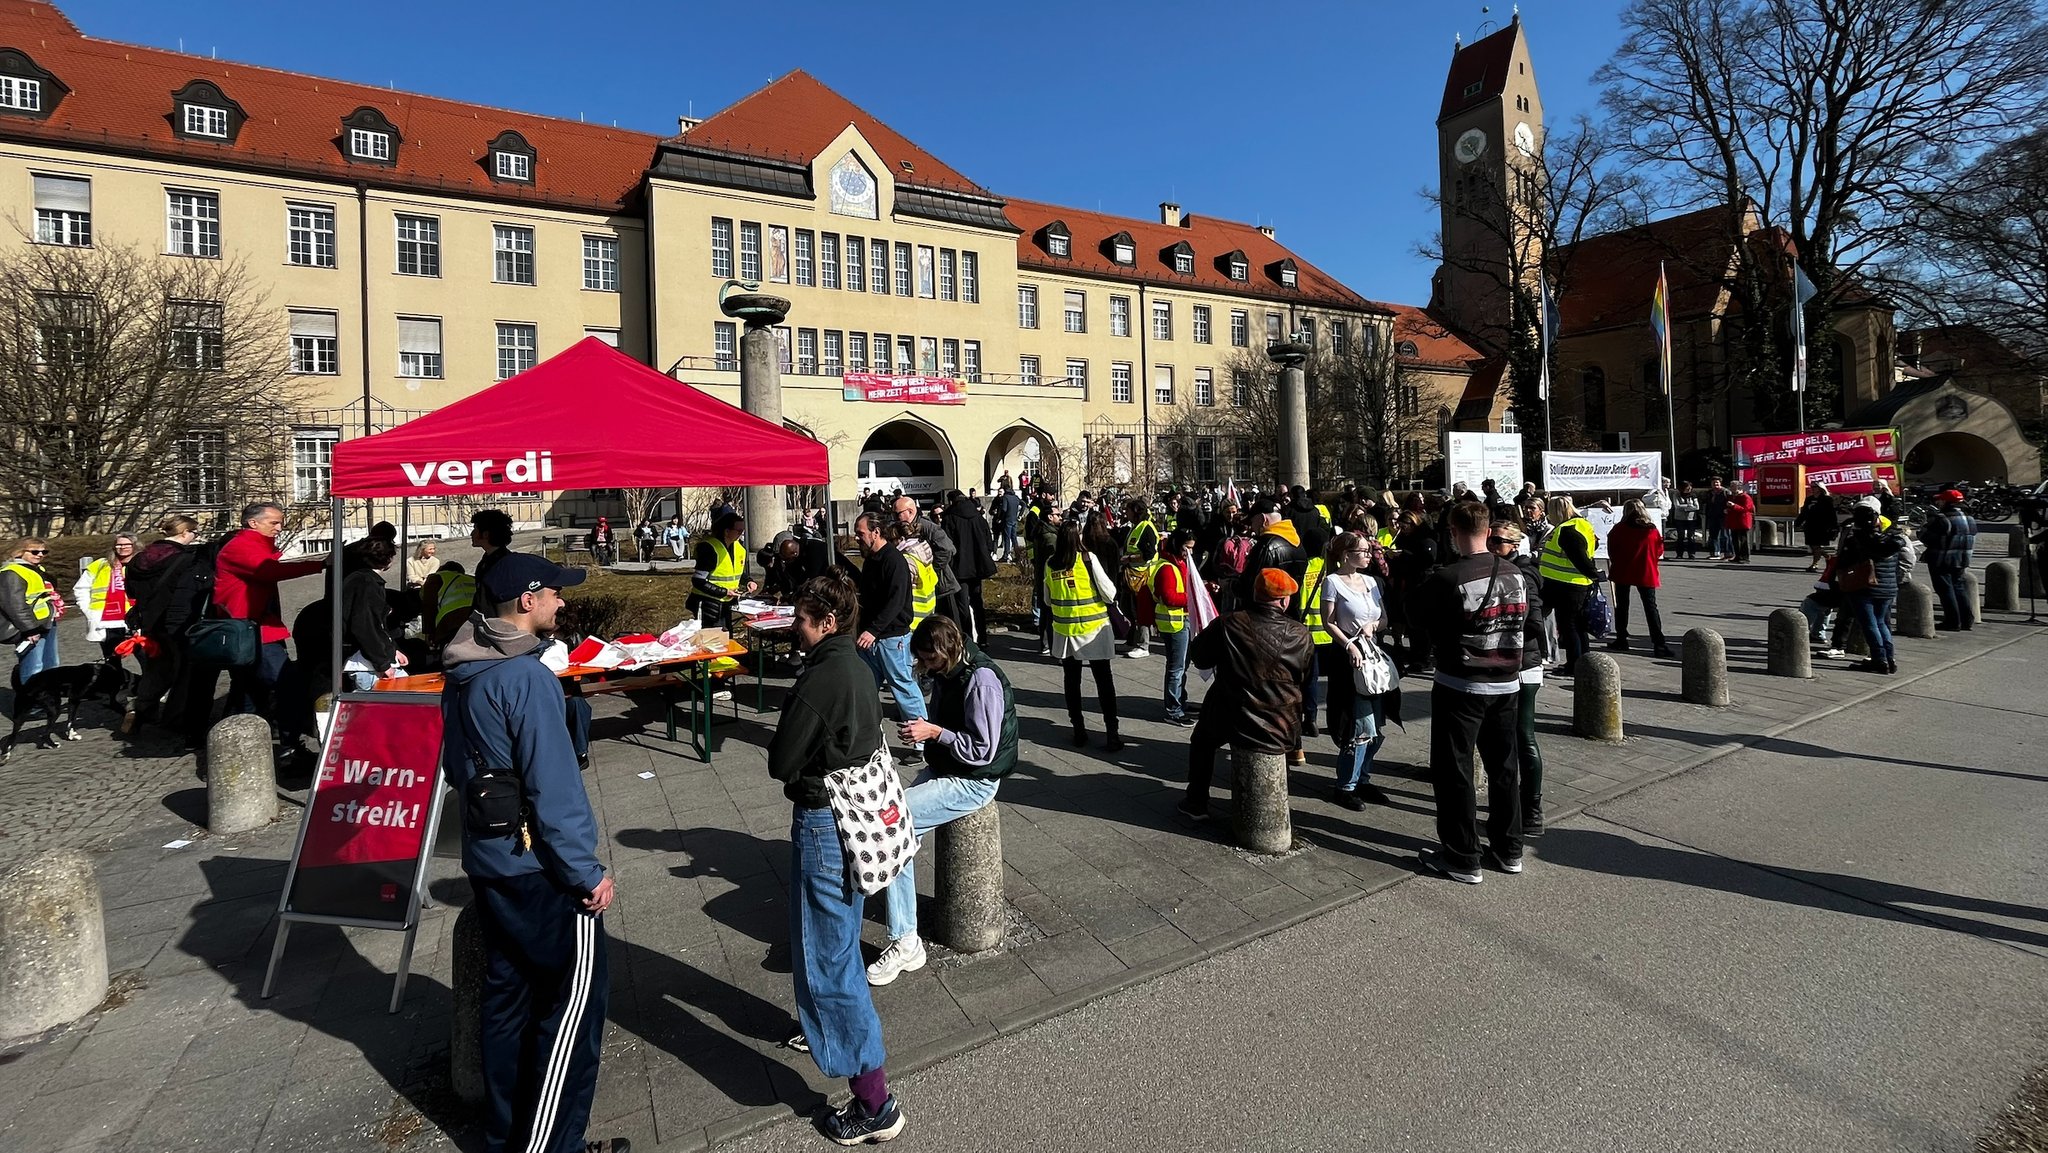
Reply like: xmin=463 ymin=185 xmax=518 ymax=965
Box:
xmin=1432 ymin=13 xmax=1545 ymax=355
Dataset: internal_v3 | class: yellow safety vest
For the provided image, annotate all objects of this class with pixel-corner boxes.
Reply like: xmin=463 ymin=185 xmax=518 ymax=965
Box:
xmin=1538 ymin=517 xmax=1596 ymax=587
xmin=907 ymin=554 xmax=938 ymax=627
xmin=82 ymin=558 xmax=130 ymax=617
xmin=436 ymin=574 xmax=477 ymax=625
xmin=1298 ymin=556 xmax=1331 ymax=645
xmin=1123 ymin=519 xmax=1156 ymax=559
xmin=705 ymin=537 xmax=747 ymax=593
xmin=3 ymin=561 xmax=53 ymax=622
xmin=1151 ymin=560 xmax=1186 ymax=634
xmin=1047 ymin=558 xmax=1107 ymax=637
xmin=1315 ymin=504 xmax=1330 ymax=524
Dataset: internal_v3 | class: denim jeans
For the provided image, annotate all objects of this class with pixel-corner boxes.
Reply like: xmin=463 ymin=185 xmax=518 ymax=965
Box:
xmin=1849 ymin=593 xmax=1896 ymax=665
xmin=1798 ymin=595 xmax=1835 ymax=642
xmin=344 ymin=669 xmax=378 ymax=692
xmin=1160 ymin=627 xmax=1189 ymax=717
xmin=12 ymin=630 xmax=59 ymax=687
xmin=1931 ymin=568 xmax=1972 ymax=629
xmin=789 ymin=806 xmax=888 ymax=1080
xmin=883 ymin=771 xmax=1000 ymax=941
xmin=860 ymin=633 xmax=926 ymax=725
xmin=228 ymin=639 xmax=290 ymax=735
xmin=1325 ymin=660 xmax=1384 ymax=792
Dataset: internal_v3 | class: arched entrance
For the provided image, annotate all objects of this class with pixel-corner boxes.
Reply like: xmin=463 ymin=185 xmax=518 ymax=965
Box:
xmin=985 ymin=421 xmax=1054 ymax=492
xmin=1904 ymin=431 xmax=2008 ymax=484
xmin=858 ymin=417 xmax=956 ymax=500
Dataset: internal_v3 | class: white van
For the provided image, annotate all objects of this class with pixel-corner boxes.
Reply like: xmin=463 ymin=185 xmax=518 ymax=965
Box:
xmin=857 ymin=450 xmax=947 ymax=498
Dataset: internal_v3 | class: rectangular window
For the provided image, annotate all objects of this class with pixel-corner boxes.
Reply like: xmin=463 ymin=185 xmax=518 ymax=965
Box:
xmin=395 ymin=214 xmax=439 ymax=276
xmin=775 ymin=326 xmax=792 ymax=371
xmin=495 ymin=322 xmax=537 ymax=380
xmin=292 ymin=428 xmax=338 ymax=503
xmin=795 ymin=230 xmax=815 ymax=287
xmin=35 ymin=292 xmax=92 ymax=366
xmin=1019 ymin=356 xmax=1040 ymax=386
xmin=174 ymin=428 xmax=226 ymax=508
xmin=941 ymin=339 xmax=960 ymax=377
xmin=1065 ymin=359 xmax=1088 ymax=396
xmin=1266 ymin=313 xmax=1282 ymax=343
xmin=1229 ymin=258 xmax=1249 ymax=281
xmin=1230 ymin=310 xmax=1249 ymax=347
xmin=1152 ymin=299 xmax=1172 ymax=341
xmin=286 ymin=308 xmax=335 ymax=375
xmin=1333 ymin=319 xmax=1348 ymax=356
xmin=1195 ymin=437 xmax=1217 ymax=484
xmin=493 ymin=225 xmax=535 ymax=285
xmin=847 ymin=332 xmax=868 ymax=374
xmin=1018 ymin=285 xmax=1039 ymax=329
xmin=1193 ymin=305 xmax=1212 ymax=344
xmin=768 ymin=225 xmax=789 ymax=284
xmin=939 ymin=249 xmax=956 ymax=301
xmin=713 ymin=322 xmax=737 ymax=371
xmin=1301 ymin=317 xmax=1316 ymax=348
xmin=1063 ymin=290 xmax=1086 ymax=334
xmin=893 ymin=242 xmax=912 ymax=296
xmin=1154 ymin=365 xmax=1174 ymax=406
xmin=349 ymin=128 xmax=390 ymax=161
xmin=1110 ymin=295 xmax=1131 ymax=337
xmin=796 ymin=328 xmax=818 ymax=375
xmin=962 ymin=340 xmax=981 ymax=383
xmin=919 ymin=336 xmax=937 ymax=373
xmin=869 ymin=239 xmax=888 ymax=295
xmin=183 ymin=104 xmax=228 ymax=138
xmin=165 ymin=190 xmax=220 ymax=257
xmin=0 ymin=76 xmax=42 ymax=111
xmin=820 ymin=231 xmax=840 ymax=288
xmin=1049 ymin=233 xmax=1070 ymax=257
xmin=822 ymin=330 xmax=843 ymax=375
xmin=167 ymin=299 xmax=225 ymax=370
xmin=711 ymin=218 xmax=733 ymax=278
xmin=33 ymin=175 xmax=91 ymax=246
xmin=580 ymin=235 xmax=620 ymax=291
xmin=1234 ymin=437 xmax=1252 ymax=480
xmin=961 ymin=251 xmax=979 ymax=303
xmin=738 ymin=222 xmax=761 ymax=281
xmin=1111 ymin=363 xmax=1134 ymax=404
xmin=874 ymin=333 xmax=891 ymax=373
xmin=844 ymin=236 xmax=865 ymax=292
xmin=1194 ymin=367 xmax=1215 ymax=407
xmin=895 ymin=336 xmax=913 ymax=375
xmin=495 ymin=151 xmax=532 ymax=181
xmin=286 ymin=204 xmax=336 ymax=268
xmin=397 ymin=316 xmax=443 ymax=378
xmin=1174 ymin=250 xmax=1194 ymax=275
xmin=1232 ymin=369 xmax=1251 ymax=407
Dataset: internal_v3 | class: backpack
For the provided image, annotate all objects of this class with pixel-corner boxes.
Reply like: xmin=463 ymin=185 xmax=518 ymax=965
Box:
xmin=1217 ymin=535 xmax=1252 ymax=575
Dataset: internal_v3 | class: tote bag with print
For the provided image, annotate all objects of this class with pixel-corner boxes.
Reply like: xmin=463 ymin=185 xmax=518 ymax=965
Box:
xmin=823 ymin=735 xmax=921 ymax=895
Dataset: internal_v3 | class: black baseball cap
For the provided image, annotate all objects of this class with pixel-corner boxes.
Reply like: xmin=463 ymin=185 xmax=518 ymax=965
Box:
xmin=481 ymin=553 xmax=586 ymax=603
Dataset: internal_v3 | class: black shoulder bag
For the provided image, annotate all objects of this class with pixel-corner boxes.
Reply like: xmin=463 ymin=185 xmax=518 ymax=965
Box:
xmin=452 ymin=675 xmax=529 ymax=852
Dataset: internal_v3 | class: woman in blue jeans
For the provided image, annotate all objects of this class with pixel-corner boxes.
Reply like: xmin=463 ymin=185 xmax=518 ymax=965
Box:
xmin=1837 ymin=504 xmax=1907 ymax=674
xmin=868 ymin=615 xmax=1017 ymax=986
xmin=1319 ymin=533 xmax=1389 ymax=810
xmin=766 ymin=571 xmax=904 ymax=1143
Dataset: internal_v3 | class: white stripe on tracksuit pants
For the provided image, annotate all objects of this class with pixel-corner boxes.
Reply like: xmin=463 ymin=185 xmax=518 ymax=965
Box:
xmin=474 ymin=872 xmax=609 ymax=1153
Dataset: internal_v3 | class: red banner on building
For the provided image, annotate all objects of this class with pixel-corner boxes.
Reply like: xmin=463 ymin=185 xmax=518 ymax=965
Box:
xmin=841 ymin=372 xmax=967 ymax=405
xmin=1734 ymin=427 xmax=1899 ymax=469
xmin=283 ymin=695 xmax=446 ymax=925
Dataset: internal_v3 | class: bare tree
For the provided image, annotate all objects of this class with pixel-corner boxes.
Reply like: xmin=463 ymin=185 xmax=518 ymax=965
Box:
xmin=0 ymin=238 xmax=306 ymax=535
xmin=1911 ymin=127 xmax=2048 ymax=362
xmin=1598 ymin=0 xmax=2048 ymax=425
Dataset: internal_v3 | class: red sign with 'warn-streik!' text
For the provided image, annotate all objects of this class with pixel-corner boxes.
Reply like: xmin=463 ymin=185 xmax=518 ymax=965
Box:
xmin=283 ymin=695 xmax=446 ymax=925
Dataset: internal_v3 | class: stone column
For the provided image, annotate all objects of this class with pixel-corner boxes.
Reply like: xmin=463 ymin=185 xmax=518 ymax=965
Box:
xmin=1985 ymin=560 xmax=2020 ymax=611
xmin=1894 ymin=581 xmax=1936 ymax=639
xmin=722 ymin=289 xmax=794 ymax=543
xmin=1231 ymin=749 xmax=1294 ymax=854
xmin=1766 ymin=607 xmax=1813 ymax=678
xmin=933 ymin=804 xmax=1005 ymax=954
xmin=1681 ymin=628 xmax=1729 ymax=706
xmin=1571 ymin=652 xmax=1624 ymax=742
xmin=207 ymin=714 xmax=277 ymax=835
xmin=0 ymin=850 xmax=107 ymax=1039
xmin=449 ymin=904 xmax=486 ymax=1105
xmin=1266 ymin=341 xmax=1312 ymax=490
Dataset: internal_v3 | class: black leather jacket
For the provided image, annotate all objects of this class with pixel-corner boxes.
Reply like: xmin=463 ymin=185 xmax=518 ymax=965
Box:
xmin=1190 ymin=603 xmax=1316 ymax=753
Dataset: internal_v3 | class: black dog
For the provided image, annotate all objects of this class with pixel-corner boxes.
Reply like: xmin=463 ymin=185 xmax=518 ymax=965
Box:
xmin=4 ymin=660 xmax=134 ymax=760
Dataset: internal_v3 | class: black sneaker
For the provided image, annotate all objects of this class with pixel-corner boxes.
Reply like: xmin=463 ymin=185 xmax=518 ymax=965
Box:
xmin=1522 ymin=806 xmax=1545 ymax=837
xmin=1164 ymin=712 xmax=1194 ymax=727
xmin=1333 ymin=788 xmax=1367 ymax=812
xmin=1355 ymin=783 xmax=1393 ymax=807
xmin=581 ymin=1141 xmax=631 ymax=1153
xmin=1417 ymin=849 xmax=1483 ymax=885
xmin=1175 ymin=798 xmax=1209 ymax=824
xmin=577 ymin=752 xmax=592 ymax=772
xmin=821 ymin=1094 xmax=905 ymax=1145
xmin=1105 ymin=733 xmax=1127 ymax=753
xmin=1485 ymin=847 xmax=1525 ymax=874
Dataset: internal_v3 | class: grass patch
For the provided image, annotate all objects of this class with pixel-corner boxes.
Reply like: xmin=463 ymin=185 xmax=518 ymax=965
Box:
xmin=560 ymin=568 xmax=697 ymax=638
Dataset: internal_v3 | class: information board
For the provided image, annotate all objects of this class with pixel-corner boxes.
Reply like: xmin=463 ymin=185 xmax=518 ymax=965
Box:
xmin=1445 ymin=432 xmax=1524 ymax=497
xmin=1541 ymin=451 xmax=1663 ymax=493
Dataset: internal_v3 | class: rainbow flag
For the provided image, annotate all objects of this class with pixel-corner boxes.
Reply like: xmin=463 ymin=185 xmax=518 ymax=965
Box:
xmin=1649 ymin=262 xmax=1671 ymax=394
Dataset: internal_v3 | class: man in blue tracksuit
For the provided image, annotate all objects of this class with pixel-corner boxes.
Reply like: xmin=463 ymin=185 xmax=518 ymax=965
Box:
xmin=441 ymin=553 xmax=627 ymax=1153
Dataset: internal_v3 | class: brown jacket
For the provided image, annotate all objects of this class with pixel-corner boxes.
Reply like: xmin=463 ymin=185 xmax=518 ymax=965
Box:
xmin=1190 ymin=602 xmax=1315 ymax=752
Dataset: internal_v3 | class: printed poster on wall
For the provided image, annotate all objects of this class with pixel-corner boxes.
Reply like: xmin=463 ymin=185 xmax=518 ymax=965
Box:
xmin=281 ymin=695 xmax=445 ymax=925
xmin=1540 ymin=451 xmax=1664 ymax=493
xmin=841 ymin=372 xmax=968 ymax=405
xmin=1734 ymin=428 xmax=1898 ymax=468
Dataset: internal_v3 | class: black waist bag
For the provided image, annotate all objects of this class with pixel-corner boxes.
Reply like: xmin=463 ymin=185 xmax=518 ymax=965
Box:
xmin=452 ymin=681 xmax=528 ymax=845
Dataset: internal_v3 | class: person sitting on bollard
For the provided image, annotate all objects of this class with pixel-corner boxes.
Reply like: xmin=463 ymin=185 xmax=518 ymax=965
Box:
xmin=1176 ymin=568 xmax=1315 ymax=824
xmin=1838 ymin=503 xmax=1907 ymax=675
xmin=866 ymin=616 xmax=1018 ymax=986
xmin=1797 ymin=557 xmax=1843 ymax=652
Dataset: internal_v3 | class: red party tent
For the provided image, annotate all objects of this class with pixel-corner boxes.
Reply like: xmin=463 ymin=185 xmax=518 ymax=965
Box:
xmin=330 ymin=337 xmax=829 ymax=497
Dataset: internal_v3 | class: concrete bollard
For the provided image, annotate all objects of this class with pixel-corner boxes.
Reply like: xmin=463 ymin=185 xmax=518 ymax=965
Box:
xmin=1757 ymin=520 xmax=1781 ymax=549
xmin=1767 ymin=608 xmax=1813 ymax=678
xmin=1231 ymin=749 xmax=1293 ymax=854
xmin=1571 ymin=652 xmax=1624 ymax=742
xmin=1963 ymin=569 xmax=1986 ymax=619
xmin=450 ymin=904 xmax=486 ymax=1105
xmin=206 ymin=714 xmax=277 ymax=835
xmin=0 ymin=850 xmax=108 ymax=1039
xmin=933 ymin=803 xmax=1005 ymax=954
xmin=1681 ymin=628 xmax=1729 ymax=706
xmin=1985 ymin=560 xmax=2020 ymax=611
xmin=1894 ymin=581 xmax=1936 ymax=638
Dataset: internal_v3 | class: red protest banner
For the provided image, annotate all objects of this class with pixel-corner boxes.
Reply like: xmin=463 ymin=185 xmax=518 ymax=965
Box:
xmin=283 ymin=695 xmax=445 ymax=925
xmin=841 ymin=372 xmax=967 ymax=405
xmin=1733 ymin=427 xmax=1899 ymax=469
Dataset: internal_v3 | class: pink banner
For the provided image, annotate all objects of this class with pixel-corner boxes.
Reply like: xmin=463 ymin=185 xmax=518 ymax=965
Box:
xmin=1733 ymin=427 xmax=1899 ymax=468
xmin=841 ymin=373 xmax=967 ymax=405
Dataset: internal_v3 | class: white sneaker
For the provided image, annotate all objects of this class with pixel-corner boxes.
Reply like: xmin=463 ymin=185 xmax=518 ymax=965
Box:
xmin=865 ymin=935 xmax=927 ymax=986
xmin=1122 ymin=648 xmax=1148 ymax=660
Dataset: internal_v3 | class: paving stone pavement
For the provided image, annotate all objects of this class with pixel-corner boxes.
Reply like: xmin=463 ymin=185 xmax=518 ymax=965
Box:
xmin=0 ymin=547 xmax=2031 ymax=1152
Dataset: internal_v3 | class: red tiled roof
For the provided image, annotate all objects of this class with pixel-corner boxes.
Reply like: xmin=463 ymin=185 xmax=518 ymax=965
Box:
xmin=676 ymin=71 xmax=989 ymax=196
xmin=0 ymin=0 xmax=659 ymax=211
xmin=1438 ymin=20 xmax=1520 ymax=121
xmin=1550 ymin=204 xmax=1747 ymax=336
xmin=1003 ymin=198 xmax=1380 ymax=312
xmin=1453 ymin=358 xmax=1508 ymax=423
xmin=1905 ymin=324 xmax=2039 ymax=377
xmin=1375 ymin=301 xmax=1485 ymax=369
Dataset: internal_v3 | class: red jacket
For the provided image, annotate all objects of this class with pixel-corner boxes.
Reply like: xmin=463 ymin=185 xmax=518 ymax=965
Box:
xmin=213 ymin=529 xmax=325 ymax=644
xmin=1724 ymin=492 xmax=1756 ymax=530
xmin=1607 ymin=521 xmax=1665 ymax=588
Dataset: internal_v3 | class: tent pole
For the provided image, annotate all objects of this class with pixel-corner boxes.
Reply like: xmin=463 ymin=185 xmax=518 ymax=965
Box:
xmin=330 ymin=496 xmax=345 ymax=708
xmin=397 ymin=499 xmax=409 ymax=589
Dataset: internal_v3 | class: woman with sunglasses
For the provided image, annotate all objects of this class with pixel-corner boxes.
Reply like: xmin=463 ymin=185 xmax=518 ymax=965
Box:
xmin=2 ymin=538 xmax=62 ymax=690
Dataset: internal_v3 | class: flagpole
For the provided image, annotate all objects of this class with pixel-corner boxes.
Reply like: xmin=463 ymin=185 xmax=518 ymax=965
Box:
xmin=1663 ymin=263 xmax=1679 ymax=482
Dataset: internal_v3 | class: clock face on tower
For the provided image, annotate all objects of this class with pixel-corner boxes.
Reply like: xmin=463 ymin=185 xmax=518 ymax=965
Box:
xmin=1514 ymin=122 xmax=1536 ymax=155
xmin=1454 ymin=128 xmax=1488 ymax=165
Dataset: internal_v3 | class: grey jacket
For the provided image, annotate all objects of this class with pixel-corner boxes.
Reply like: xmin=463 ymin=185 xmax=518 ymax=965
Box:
xmin=914 ymin=515 xmax=961 ymax=595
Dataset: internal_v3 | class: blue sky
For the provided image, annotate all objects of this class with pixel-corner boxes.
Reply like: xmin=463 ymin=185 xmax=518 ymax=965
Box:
xmin=64 ymin=0 xmax=1630 ymax=304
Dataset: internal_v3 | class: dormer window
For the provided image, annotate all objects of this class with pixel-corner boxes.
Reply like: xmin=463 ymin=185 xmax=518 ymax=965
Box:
xmin=1043 ymin=221 xmax=1071 ymax=259
xmin=349 ymin=128 xmax=390 ymax=161
xmin=170 ymin=81 xmax=245 ymax=144
xmin=1267 ymin=257 xmax=1298 ymax=288
xmin=1105 ymin=231 xmax=1136 ymax=266
xmin=0 ymin=50 xmax=66 ymax=120
xmin=1219 ymin=250 xmax=1249 ymax=281
xmin=1165 ymin=241 xmax=1195 ymax=276
xmin=1281 ymin=267 xmax=1297 ymax=287
xmin=0 ymin=75 xmax=39 ymax=111
xmin=487 ymin=130 xmax=537 ymax=185
xmin=1397 ymin=340 xmax=1419 ymax=357
xmin=339 ymin=107 xmax=401 ymax=167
